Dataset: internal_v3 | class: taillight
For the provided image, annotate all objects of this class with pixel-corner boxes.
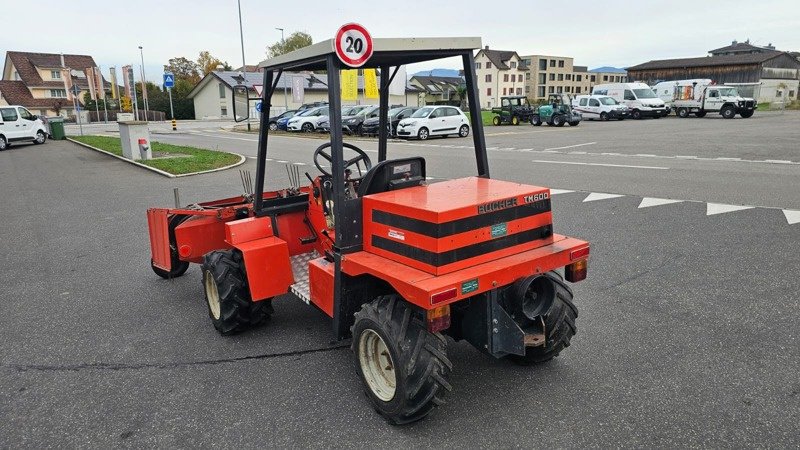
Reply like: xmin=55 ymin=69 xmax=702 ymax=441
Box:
xmin=431 ymin=288 xmax=457 ymax=305
xmin=565 ymin=258 xmax=588 ymax=282
xmin=426 ymin=305 xmax=451 ymax=333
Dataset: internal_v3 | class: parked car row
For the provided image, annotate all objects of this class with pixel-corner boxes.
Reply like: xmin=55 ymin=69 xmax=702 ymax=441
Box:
xmin=0 ymin=105 xmax=49 ymax=150
xmin=269 ymin=103 xmax=471 ymax=140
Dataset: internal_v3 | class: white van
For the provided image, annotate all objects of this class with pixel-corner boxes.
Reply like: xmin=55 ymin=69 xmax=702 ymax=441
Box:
xmin=0 ymin=105 xmax=49 ymax=150
xmin=571 ymin=95 xmax=630 ymax=121
xmin=591 ymin=83 xmax=668 ymax=119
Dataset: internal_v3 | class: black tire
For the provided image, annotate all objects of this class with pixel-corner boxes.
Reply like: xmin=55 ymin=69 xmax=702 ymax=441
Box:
xmin=33 ymin=130 xmax=47 ymax=144
xmin=600 ymin=112 xmax=608 ymax=121
xmin=721 ymin=105 xmax=736 ymax=119
xmin=352 ymin=295 xmax=452 ymax=425
xmin=301 ymin=122 xmax=314 ymax=132
xmin=531 ymin=115 xmax=542 ymax=126
xmin=492 ymin=116 xmax=501 ymax=126
xmin=552 ymin=115 xmax=564 ymax=127
xmin=268 ymin=122 xmax=278 ymax=131
xmin=677 ymin=107 xmax=689 ymax=118
xmin=695 ymin=111 xmax=707 ymax=118
xmin=417 ymin=127 xmax=429 ymax=140
xmin=0 ymin=135 xmax=7 ymax=151
xmin=201 ymin=249 xmax=272 ymax=335
xmin=509 ymin=272 xmax=578 ymax=365
xmin=151 ymin=257 xmax=189 ymax=279
xmin=631 ymin=109 xmax=642 ymax=120
xmin=568 ymin=121 xmax=580 ymax=127
xmin=511 ymin=115 xmax=520 ymax=125
xmin=740 ymin=110 xmax=754 ymax=118
xmin=458 ymin=124 xmax=469 ymax=137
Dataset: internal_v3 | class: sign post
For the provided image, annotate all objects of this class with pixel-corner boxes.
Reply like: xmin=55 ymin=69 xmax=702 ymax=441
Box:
xmin=71 ymin=84 xmax=83 ymax=136
xmin=163 ymin=73 xmax=175 ymax=129
xmin=334 ymin=23 xmax=374 ymax=68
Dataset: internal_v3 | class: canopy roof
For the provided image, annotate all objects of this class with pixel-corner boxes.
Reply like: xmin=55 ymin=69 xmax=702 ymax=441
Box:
xmin=258 ymin=37 xmax=481 ymax=71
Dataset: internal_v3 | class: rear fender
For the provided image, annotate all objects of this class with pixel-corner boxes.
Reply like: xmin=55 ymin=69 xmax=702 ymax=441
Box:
xmin=225 ymin=217 xmax=293 ymax=301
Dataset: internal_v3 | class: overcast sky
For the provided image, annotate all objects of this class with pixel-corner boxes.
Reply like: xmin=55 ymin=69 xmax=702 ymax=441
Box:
xmin=2 ymin=0 xmax=798 ymax=82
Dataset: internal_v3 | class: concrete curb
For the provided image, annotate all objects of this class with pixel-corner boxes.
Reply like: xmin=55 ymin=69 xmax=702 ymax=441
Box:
xmin=66 ymin=137 xmax=246 ymax=178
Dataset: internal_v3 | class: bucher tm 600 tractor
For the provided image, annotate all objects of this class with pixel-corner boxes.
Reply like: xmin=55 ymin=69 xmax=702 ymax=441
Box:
xmin=531 ymin=93 xmax=582 ymax=127
xmin=146 ymin=35 xmax=590 ymax=425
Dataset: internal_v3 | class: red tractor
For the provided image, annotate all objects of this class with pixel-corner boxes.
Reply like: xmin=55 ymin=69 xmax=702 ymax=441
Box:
xmin=147 ymin=35 xmax=589 ymax=424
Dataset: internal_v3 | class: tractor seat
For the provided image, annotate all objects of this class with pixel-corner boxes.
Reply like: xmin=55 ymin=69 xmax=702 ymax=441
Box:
xmin=357 ymin=157 xmax=426 ymax=197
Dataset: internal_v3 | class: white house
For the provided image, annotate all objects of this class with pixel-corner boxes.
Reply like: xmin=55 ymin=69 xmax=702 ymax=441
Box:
xmin=474 ymin=47 xmax=528 ymax=109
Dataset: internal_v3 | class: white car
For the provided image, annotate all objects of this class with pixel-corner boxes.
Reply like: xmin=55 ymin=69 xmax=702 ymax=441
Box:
xmin=0 ymin=105 xmax=49 ymax=150
xmin=396 ymin=106 xmax=469 ymax=140
xmin=287 ymin=106 xmax=329 ymax=132
xmin=571 ymin=95 xmax=629 ymax=121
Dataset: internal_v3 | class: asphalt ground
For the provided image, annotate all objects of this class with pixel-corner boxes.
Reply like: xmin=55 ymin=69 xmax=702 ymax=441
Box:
xmin=1 ymin=113 xmax=798 ymax=447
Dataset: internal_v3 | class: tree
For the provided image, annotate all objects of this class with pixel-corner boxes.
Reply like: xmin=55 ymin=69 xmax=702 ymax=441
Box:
xmin=51 ymin=99 xmax=65 ymax=116
xmin=164 ymin=56 xmax=200 ymax=84
xmin=267 ymin=31 xmax=313 ymax=58
xmin=197 ymin=51 xmax=232 ymax=76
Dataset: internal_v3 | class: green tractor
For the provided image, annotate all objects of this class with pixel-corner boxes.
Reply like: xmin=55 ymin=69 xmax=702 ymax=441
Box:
xmin=531 ymin=93 xmax=581 ymax=127
xmin=491 ymin=96 xmax=535 ymax=125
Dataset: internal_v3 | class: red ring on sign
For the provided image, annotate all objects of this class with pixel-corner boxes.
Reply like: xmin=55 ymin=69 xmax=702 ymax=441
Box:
xmin=334 ymin=23 xmax=373 ymax=68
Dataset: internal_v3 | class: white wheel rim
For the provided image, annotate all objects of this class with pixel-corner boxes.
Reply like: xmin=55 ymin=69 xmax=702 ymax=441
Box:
xmin=37 ymin=132 xmax=45 ymax=143
xmin=204 ymin=270 xmax=221 ymax=320
xmin=358 ymin=329 xmax=396 ymax=401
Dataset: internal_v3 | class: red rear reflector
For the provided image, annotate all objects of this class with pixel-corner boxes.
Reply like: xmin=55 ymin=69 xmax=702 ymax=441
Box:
xmin=570 ymin=247 xmax=590 ymax=261
xmin=431 ymin=288 xmax=457 ymax=305
xmin=565 ymin=259 xmax=588 ymax=282
xmin=426 ymin=305 xmax=451 ymax=333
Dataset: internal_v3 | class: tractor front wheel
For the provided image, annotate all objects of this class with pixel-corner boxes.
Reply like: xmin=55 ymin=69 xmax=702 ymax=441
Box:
xmin=509 ymin=272 xmax=578 ymax=366
xmin=492 ymin=116 xmax=501 ymax=126
xmin=531 ymin=115 xmax=542 ymax=126
xmin=511 ymin=115 xmax=520 ymax=125
xmin=352 ymin=295 xmax=452 ymax=425
xmin=202 ymin=250 xmax=272 ymax=335
xmin=552 ymin=115 xmax=564 ymax=127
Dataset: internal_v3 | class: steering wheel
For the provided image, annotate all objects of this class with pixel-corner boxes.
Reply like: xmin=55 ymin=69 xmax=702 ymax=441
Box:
xmin=313 ymin=142 xmax=373 ymax=181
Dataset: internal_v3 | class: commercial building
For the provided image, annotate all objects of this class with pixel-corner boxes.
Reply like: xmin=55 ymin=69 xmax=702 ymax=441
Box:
xmin=520 ymin=55 xmax=628 ymax=101
xmin=627 ymin=40 xmax=800 ymax=103
xmin=188 ymin=70 xmax=421 ymax=120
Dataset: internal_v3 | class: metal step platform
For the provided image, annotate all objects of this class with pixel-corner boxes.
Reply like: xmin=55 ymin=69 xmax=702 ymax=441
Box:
xmin=289 ymin=251 xmax=318 ymax=304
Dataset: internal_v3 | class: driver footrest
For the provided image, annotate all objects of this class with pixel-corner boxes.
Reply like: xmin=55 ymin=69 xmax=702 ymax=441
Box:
xmin=288 ymin=251 xmax=318 ymax=304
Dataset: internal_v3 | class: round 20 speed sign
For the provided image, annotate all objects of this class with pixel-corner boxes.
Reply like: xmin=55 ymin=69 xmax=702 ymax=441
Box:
xmin=334 ymin=23 xmax=374 ymax=68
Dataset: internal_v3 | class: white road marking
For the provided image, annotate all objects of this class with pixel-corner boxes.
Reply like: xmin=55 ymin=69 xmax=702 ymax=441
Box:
xmin=549 ymin=189 xmax=575 ymax=195
xmin=706 ymin=203 xmax=755 ymax=216
xmin=676 ymin=155 xmax=698 ymax=159
xmin=532 ymin=160 xmax=669 ymax=170
xmin=638 ymin=197 xmax=684 ymax=209
xmin=583 ymin=192 xmax=625 ymax=202
xmin=782 ymin=210 xmax=800 ymax=225
xmin=247 ymin=156 xmax=256 ymax=159
xmin=543 ymin=142 xmax=596 ymax=151
xmin=765 ymin=159 xmax=792 ymax=164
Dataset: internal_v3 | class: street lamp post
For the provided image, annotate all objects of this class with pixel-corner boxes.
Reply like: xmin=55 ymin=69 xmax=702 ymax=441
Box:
xmin=276 ymin=27 xmax=288 ymax=111
xmin=238 ymin=0 xmax=251 ymax=131
xmin=138 ymin=46 xmax=149 ymax=121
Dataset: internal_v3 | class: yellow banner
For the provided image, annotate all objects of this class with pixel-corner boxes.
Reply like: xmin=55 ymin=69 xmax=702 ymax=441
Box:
xmin=341 ymin=69 xmax=358 ymax=100
xmin=364 ymin=68 xmax=379 ymax=99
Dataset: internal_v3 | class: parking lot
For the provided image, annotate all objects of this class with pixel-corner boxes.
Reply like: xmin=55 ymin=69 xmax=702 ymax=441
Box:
xmin=2 ymin=112 xmax=798 ymax=447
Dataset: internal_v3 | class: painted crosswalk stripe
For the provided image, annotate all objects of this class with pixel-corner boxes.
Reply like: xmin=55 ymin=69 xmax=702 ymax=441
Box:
xmin=549 ymin=189 xmax=575 ymax=195
xmin=706 ymin=203 xmax=754 ymax=216
xmin=638 ymin=197 xmax=683 ymax=209
xmin=782 ymin=210 xmax=800 ymax=225
xmin=583 ymin=192 xmax=624 ymax=202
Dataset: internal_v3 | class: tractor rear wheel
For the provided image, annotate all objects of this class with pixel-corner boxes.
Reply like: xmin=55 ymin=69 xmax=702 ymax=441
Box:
xmin=552 ymin=115 xmax=564 ymax=127
xmin=509 ymin=272 xmax=578 ymax=366
xmin=202 ymin=249 xmax=272 ymax=335
xmin=352 ymin=295 xmax=452 ymax=425
xmin=531 ymin=115 xmax=542 ymax=126
xmin=492 ymin=116 xmax=501 ymax=126
xmin=511 ymin=115 xmax=520 ymax=125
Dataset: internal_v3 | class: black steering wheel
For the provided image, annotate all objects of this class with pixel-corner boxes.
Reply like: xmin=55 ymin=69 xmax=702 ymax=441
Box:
xmin=313 ymin=142 xmax=373 ymax=181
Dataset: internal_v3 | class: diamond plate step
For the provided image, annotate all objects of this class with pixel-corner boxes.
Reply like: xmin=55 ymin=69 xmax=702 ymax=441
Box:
xmin=289 ymin=251 xmax=318 ymax=304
